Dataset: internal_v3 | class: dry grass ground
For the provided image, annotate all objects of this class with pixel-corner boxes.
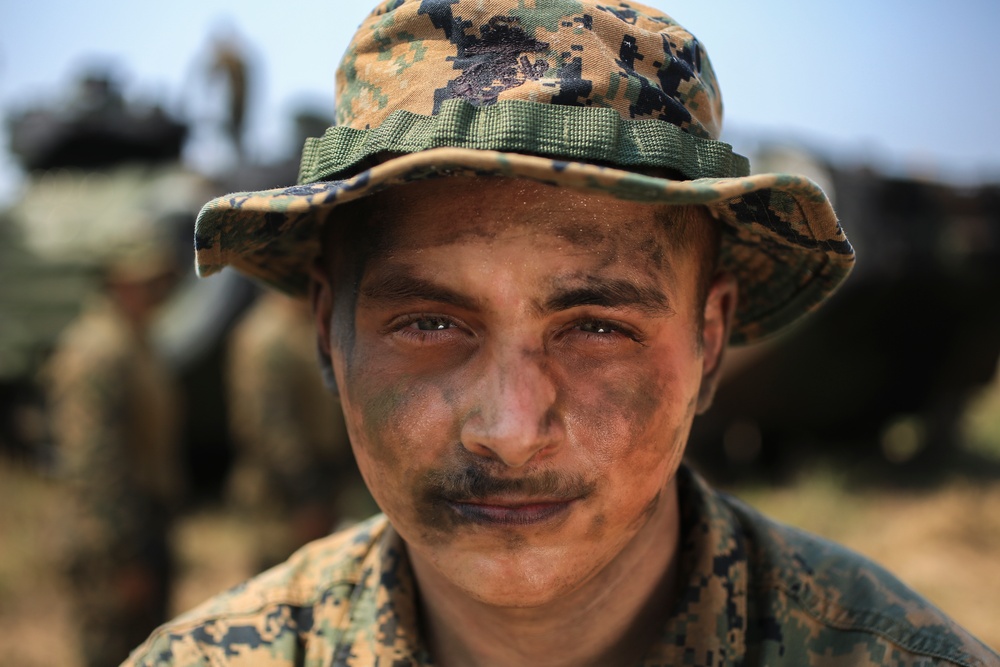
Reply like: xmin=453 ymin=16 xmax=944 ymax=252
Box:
xmin=1 ymin=458 xmax=997 ymax=666
xmin=0 ymin=462 xmax=260 ymax=667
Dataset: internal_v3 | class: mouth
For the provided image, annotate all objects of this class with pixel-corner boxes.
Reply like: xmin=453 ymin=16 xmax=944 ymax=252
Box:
xmin=419 ymin=465 xmax=596 ymax=531
xmin=445 ymin=497 xmax=575 ymax=527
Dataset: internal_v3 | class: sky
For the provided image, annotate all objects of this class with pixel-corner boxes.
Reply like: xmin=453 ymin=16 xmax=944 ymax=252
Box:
xmin=2 ymin=0 xmax=999 ymax=204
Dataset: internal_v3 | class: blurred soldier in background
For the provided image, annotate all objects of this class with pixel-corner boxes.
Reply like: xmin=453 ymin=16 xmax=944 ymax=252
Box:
xmin=42 ymin=240 xmax=185 ymax=667
xmin=225 ymin=290 xmax=374 ymax=572
xmin=208 ymin=27 xmax=250 ymax=159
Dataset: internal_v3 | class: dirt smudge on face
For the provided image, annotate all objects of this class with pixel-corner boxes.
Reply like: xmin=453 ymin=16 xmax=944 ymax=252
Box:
xmin=555 ymin=222 xmax=609 ymax=249
xmin=563 ymin=354 xmax=674 ymax=467
xmin=323 ymin=199 xmax=394 ymax=358
xmin=411 ymin=462 xmax=596 ymax=546
xmin=640 ymin=234 xmax=666 ymax=272
xmin=587 ymin=512 xmax=607 ymax=541
xmin=502 ymin=531 xmax=528 ymax=551
xmin=552 ymin=220 xmax=675 ymax=280
xmin=359 ymin=384 xmax=407 ymax=444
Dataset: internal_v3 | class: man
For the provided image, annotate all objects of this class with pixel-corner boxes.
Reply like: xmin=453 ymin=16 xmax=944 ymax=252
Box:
xmin=45 ymin=242 xmax=184 ymax=667
xmin=126 ymin=1 xmax=999 ymax=665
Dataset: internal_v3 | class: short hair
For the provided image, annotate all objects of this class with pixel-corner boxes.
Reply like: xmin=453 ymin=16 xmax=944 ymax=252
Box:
xmin=653 ymin=203 xmax=722 ymax=324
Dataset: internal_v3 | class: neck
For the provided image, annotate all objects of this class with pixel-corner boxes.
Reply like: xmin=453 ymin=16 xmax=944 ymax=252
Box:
xmin=412 ymin=479 xmax=681 ymax=667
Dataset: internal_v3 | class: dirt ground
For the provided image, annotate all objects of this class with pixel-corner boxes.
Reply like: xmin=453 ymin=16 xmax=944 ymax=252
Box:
xmin=1 ymin=458 xmax=997 ymax=666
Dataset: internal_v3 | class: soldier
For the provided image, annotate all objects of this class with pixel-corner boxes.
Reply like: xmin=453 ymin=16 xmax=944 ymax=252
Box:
xmin=208 ymin=28 xmax=250 ymax=158
xmin=126 ymin=1 xmax=999 ymax=665
xmin=44 ymin=242 xmax=184 ymax=667
xmin=224 ymin=290 xmax=374 ymax=571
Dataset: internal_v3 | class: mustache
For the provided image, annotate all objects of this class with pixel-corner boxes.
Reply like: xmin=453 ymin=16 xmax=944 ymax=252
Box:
xmin=421 ymin=464 xmax=596 ymax=503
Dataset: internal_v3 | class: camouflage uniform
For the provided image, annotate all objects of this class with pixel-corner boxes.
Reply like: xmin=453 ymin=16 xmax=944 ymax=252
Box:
xmin=124 ymin=465 xmax=997 ymax=666
xmin=225 ymin=291 xmax=373 ymax=569
xmin=45 ymin=296 xmax=184 ymax=667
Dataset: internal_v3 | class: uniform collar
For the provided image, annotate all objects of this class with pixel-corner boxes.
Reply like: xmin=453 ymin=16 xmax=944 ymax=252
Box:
xmin=642 ymin=465 xmax=749 ymax=666
xmin=333 ymin=522 xmax=432 ymax=666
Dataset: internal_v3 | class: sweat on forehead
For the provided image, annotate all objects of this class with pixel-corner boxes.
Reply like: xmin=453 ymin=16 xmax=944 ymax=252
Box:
xmin=320 ymin=175 xmax=719 ymax=279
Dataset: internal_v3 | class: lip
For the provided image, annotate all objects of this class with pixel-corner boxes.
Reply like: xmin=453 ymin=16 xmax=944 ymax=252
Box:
xmin=446 ymin=498 xmax=575 ymax=527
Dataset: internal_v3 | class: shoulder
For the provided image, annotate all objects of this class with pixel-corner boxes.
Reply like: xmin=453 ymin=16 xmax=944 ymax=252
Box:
xmin=720 ymin=493 xmax=998 ymax=667
xmin=227 ymin=295 xmax=313 ymax=372
xmin=64 ymin=300 xmax=132 ymax=350
xmin=123 ymin=514 xmax=390 ymax=667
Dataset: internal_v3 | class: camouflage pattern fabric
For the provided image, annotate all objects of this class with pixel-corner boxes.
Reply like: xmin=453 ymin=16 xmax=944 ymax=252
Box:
xmin=225 ymin=291 xmax=375 ymax=569
xmin=123 ymin=466 xmax=998 ymax=666
xmin=192 ymin=0 xmax=854 ymax=344
xmin=43 ymin=297 xmax=184 ymax=666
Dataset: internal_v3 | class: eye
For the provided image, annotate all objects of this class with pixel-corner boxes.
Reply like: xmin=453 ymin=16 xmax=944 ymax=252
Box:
xmin=385 ymin=313 xmax=471 ymax=345
xmin=577 ymin=320 xmax=618 ymax=335
xmin=560 ymin=318 xmax=645 ymax=347
xmin=412 ymin=317 xmax=454 ymax=331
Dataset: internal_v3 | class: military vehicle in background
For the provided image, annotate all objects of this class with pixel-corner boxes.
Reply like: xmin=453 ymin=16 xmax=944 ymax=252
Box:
xmin=8 ymin=71 xmax=186 ymax=172
xmin=1 ymin=56 xmax=333 ymax=497
xmin=1 ymin=68 xmax=258 ymax=492
xmin=3 ymin=70 xmax=180 ymax=458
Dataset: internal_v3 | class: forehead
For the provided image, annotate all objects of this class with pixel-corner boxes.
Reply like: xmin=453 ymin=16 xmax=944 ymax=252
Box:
xmin=332 ymin=176 xmax=697 ymax=270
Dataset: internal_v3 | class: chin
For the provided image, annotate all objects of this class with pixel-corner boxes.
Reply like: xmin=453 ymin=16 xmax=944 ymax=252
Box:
xmin=460 ymin=576 xmax=581 ymax=609
xmin=444 ymin=545 xmax=604 ymax=609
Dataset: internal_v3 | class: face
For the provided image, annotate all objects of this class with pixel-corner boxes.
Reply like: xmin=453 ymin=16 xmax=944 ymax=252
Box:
xmin=313 ymin=177 xmax=735 ymax=608
xmin=107 ymin=270 xmax=178 ymax=327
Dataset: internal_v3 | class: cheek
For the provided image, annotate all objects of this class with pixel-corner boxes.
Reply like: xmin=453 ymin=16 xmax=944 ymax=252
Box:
xmin=560 ymin=345 xmax=695 ymax=469
xmin=335 ymin=340 xmax=460 ymax=500
xmin=566 ymin=349 xmax=696 ymax=545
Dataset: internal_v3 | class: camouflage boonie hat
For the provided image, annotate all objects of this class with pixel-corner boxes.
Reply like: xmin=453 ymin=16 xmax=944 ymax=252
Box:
xmin=194 ymin=0 xmax=854 ymax=343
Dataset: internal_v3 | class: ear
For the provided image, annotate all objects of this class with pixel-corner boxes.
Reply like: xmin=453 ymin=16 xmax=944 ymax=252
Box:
xmin=696 ymin=272 xmax=737 ymax=414
xmin=308 ymin=259 xmax=339 ymax=396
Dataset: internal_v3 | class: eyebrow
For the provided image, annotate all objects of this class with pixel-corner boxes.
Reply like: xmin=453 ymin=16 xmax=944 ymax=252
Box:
xmin=360 ymin=270 xmax=672 ymax=317
xmin=542 ymin=279 xmax=673 ymax=316
xmin=359 ymin=272 xmax=480 ymax=310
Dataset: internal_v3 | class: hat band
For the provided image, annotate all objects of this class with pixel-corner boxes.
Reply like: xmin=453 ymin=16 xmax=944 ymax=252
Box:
xmin=298 ymin=98 xmax=749 ymax=185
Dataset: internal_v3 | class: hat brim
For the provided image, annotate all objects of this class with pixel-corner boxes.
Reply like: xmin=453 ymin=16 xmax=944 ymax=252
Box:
xmin=195 ymin=147 xmax=853 ymax=344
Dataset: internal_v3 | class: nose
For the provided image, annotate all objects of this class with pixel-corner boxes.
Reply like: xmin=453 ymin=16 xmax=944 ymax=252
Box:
xmin=460 ymin=346 xmax=563 ymax=468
